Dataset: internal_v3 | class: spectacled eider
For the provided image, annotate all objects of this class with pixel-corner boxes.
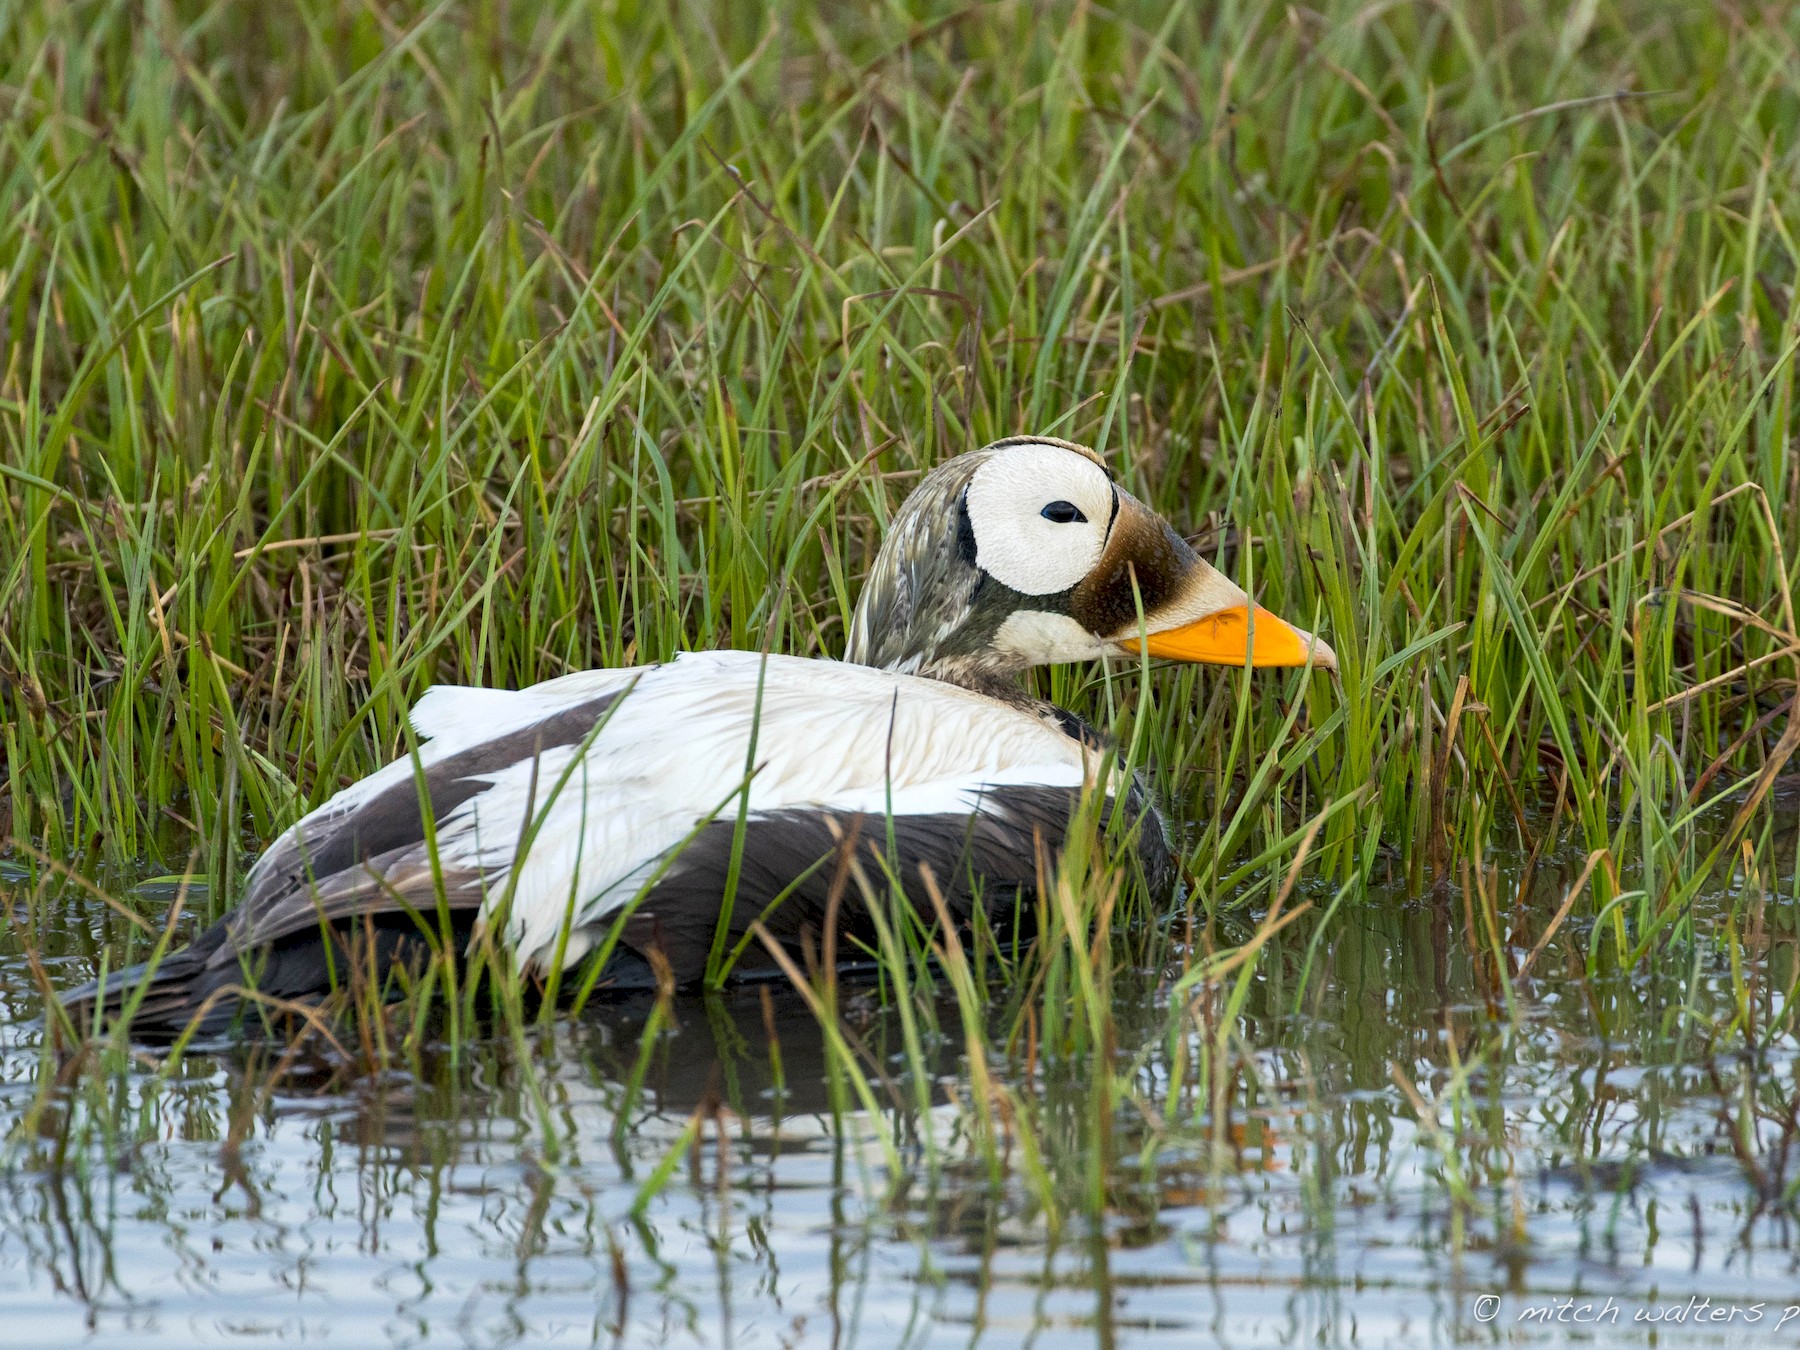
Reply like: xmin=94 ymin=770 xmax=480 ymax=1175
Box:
xmin=67 ymin=436 xmax=1334 ymax=1037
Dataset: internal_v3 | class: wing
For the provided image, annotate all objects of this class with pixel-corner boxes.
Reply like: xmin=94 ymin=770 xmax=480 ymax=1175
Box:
xmin=213 ymin=665 xmax=652 ymax=966
xmin=213 ymin=651 xmax=1106 ymax=980
xmin=449 ymin=652 xmax=1103 ymax=971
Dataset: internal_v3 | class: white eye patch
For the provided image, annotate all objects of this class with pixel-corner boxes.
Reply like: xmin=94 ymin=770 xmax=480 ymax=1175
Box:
xmin=964 ymin=442 xmax=1114 ymax=595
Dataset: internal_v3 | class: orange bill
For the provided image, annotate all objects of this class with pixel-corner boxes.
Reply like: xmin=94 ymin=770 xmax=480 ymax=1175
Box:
xmin=1120 ymin=604 xmax=1335 ymax=670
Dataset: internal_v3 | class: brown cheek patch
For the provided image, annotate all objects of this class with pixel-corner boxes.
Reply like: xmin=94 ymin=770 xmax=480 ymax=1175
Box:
xmin=1070 ymin=509 xmax=1196 ymax=635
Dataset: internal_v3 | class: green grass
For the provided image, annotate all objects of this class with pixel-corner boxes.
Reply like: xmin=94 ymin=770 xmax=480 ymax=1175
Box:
xmin=4 ymin=0 xmax=1800 ymax=1253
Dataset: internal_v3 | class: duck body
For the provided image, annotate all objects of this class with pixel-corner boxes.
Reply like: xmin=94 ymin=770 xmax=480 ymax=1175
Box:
xmin=76 ymin=652 xmax=1168 ymax=1035
xmin=67 ymin=437 xmax=1330 ymax=1038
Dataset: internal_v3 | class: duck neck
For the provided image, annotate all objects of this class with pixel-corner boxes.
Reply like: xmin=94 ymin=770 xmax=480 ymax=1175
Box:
xmin=904 ymin=652 xmax=1037 ymax=704
xmin=844 ymin=606 xmax=1026 ymax=697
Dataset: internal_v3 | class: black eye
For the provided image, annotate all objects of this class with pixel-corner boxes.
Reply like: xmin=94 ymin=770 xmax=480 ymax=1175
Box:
xmin=1040 ymin=500 xmax=1087 ymax=524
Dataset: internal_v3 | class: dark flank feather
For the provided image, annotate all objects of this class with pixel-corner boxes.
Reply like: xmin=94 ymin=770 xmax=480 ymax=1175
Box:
xmin=611 ymin=782 xmax=1174 ymax=984
xmin=61 ymin=906 xmax=483 ymax=1040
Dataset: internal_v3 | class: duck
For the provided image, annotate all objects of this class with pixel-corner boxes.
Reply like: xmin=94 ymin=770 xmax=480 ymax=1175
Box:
xmin=66 ymin=436 xmax=1334 ymax=1038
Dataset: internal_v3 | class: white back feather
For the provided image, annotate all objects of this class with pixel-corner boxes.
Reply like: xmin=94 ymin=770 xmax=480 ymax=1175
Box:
xmin=403 ymin=651 xmax=1099 ymax=970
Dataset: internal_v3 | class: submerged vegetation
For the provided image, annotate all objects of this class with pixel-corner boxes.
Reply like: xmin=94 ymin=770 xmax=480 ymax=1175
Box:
xmin=3 ymin=0 xmax=1800 ymax=1341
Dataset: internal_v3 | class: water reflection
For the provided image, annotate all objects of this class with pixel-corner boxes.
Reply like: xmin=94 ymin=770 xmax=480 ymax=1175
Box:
xmin=3 ymin=825 xmax=1800 ymax=1346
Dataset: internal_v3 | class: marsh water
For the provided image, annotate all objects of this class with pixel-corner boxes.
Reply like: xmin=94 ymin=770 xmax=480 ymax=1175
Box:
xmin=4 ymin=816 xmax=1800 ymax=1348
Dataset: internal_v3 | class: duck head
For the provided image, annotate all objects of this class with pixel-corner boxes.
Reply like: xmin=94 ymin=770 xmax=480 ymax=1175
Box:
xmin=845 ymin=436 xmax=1335 ymax=694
